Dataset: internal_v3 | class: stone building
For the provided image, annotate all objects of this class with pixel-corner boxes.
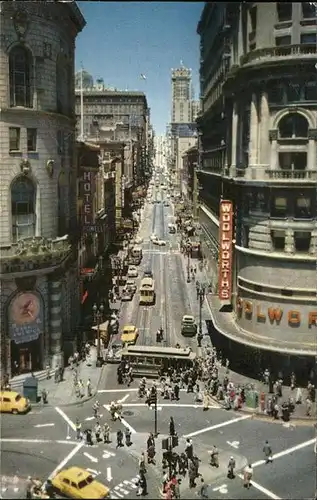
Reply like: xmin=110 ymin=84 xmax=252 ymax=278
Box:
xmin=0 ymin=2 xmax=85 ymax=377
xmin=197 ymin=2 xmax=317 ymax=379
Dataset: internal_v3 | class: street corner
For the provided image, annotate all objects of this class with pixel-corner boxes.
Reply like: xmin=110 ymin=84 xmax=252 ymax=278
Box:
xmin=0 ymin=475 xmax=27 ymax=500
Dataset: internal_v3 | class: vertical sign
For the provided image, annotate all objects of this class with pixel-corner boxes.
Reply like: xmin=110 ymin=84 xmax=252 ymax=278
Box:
xmin=82 ymin=171 xmax=93 ymax=228
xmin=121 ymin=174 xmax=125 ymax=208
xmin=218 ymin=200 xmax=233 ymax=301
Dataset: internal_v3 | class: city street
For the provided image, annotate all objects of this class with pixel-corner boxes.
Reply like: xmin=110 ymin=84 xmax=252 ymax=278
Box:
xmin=1 ymin=188 xmax=316 ymax=500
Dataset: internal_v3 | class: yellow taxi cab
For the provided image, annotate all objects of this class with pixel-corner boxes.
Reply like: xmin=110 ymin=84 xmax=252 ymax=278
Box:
xmin=121 ymin=325 xmax=139 ymax=346
xmin=51 ymin=466 xmax=110 ymax=499
xmin=0 ymin=390 xmax=31 ymax=414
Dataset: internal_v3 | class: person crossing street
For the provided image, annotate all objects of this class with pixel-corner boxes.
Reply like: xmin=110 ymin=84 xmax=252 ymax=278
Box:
xmin=263 ymin=440 xmax=273 ymax=463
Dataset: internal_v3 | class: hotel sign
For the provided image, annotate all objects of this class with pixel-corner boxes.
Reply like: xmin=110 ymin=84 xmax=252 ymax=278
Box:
xmin=218 ymin=200 xmax=233 ymax=301
xmin=82 ymin=171 xmax=93 ymax=230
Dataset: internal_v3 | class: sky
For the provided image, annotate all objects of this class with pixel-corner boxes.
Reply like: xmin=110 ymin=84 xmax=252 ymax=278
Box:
xmin=76 ymin=2 xmax=203 ymax=135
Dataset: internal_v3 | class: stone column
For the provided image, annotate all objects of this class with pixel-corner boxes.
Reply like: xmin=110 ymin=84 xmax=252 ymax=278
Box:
xmin=307 ymin=139 xmax=316 ymax=170
xmin=48 ymin=279 xmax=63 ymax=368
xmin=259 ymin=92 xmax=269 ymax=165
xmin=231 ymin=102 xmax=238 ymax=170
xmin=270 ymin=136 xmax=278 ymax=170
xmin=249 ymin=93 xmax=258 ymax=166
xmin=285 ymin=229 xmax=294 ymax=254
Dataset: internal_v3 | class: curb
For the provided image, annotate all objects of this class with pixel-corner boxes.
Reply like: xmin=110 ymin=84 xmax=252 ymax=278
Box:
xmin=31 ymin=364 xmax=106 ymax=409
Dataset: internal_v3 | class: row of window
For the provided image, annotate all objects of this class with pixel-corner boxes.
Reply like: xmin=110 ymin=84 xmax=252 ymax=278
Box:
xmin=269 ymin=81 xmax=317 ymax=104
xmin=243 ymin=192 xmax=314 ymax=219
xmin=250 ymin=3 xmax=315 ymax=30
xmin=75 ymin=104 xmax=144 ymax=115
xmin=9 ymin=127 xmax=71 ymax=156
xmin=276 ymin=33 xmax=316 ymax=46
xmin=243 ymin=228 xmax=313 ymax=253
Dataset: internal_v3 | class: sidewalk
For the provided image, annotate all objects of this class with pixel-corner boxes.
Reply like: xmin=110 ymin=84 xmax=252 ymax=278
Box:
xmin=181 ymin=254 xmax=316 ymax=422
xmin=9 ymin=346 xmax=104 ymax=407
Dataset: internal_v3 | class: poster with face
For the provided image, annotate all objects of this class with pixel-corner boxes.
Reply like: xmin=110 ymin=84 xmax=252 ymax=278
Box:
xmin=9 ymin=292 xmax=43 ymax=344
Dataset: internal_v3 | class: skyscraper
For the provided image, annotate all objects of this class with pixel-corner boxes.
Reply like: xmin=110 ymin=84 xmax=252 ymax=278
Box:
xmin=171 ymin=66 xmax=192 ymax=124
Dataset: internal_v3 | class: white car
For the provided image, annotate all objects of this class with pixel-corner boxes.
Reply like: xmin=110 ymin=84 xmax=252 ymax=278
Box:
xmin=121 ymin=288 xmax=133 ymax=301
xmin=126 ymin=279 xmax=137 ymax=293
xmin=135 ymin=236 xmax=143 ymax=244
xmin=155 ymin=239 xmax=166 ymax=246
xmin=127 ymin=266 xmax=138 ymax=278
xmin=150 ymin=234 xmax=158 ymax=242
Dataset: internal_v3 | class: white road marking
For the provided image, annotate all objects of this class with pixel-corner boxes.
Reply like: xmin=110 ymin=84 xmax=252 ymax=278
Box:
xmin=252 ymin=437 xmax=317 ymax=468
xmin=118 ymin=394 xmax=130 ymax=404
xmin=103 ymin=404 xmax=137 ymax=434
xmin=149 ymin=406 xmax=162 ymax=411
xmin=55 ymin=406 xmax=76 ymax=431
xmin=213 ymin=484 xmax=228 ymax=494
xmin=86 ymin=468 xmax=100 ymax=476
xmin=115 ymin=484 xmax=129 ymax=495
xmin=184 ymin=415 xmax=252 ymax=438
xmin=237 ymin=475 xmax=281 ymax=500
xmin=0 ymin=438 xmax=77 ymax=445
xmin=83 ymin=452 xmax=98 ymax=463
xmin=103 ymin=451 xmax=116 ymax=459
xmin=107 ymin=467 xmax=113 ymax=481
xmin=48 ymin=441 xmax=83 ymax=480
xmin=85 ymin=416 xmax=95 ymax=421
xmin=227 ymin=440 xmax=240 ymax=449
xmin=34 ymin=423 xmax=55 ymax=428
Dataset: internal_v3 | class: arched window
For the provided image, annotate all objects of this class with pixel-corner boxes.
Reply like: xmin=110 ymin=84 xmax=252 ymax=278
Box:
xmin=56 ymin=56 xmax=69 ymax=115
xmin=9 ymin=45 xmax=33 ymax=108
xmin=278 ymin=113 xmax=309 ymax=138
xmin=11 ymin=177 xmax=36 ymax=242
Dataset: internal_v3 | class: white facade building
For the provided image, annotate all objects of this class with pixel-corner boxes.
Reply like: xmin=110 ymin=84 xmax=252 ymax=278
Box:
xmin=0 ymin=1 xmax=85 ymax=377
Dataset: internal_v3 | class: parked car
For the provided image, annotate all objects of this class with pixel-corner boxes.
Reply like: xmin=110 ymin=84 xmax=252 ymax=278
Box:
xmin=181 ymin=315 xmax=197 ymax=337
xmin=143 ymin=270 xmax=153 ymax=278
xmin=127 ymin=266 xmax=138 ymax=278
xmin=126 ymin=279 xmax=137 ymax=293
xmin=154 ymin=239 xmax=166 ymax=246
xmin=121 ymin=288 xmax=133 ymax=301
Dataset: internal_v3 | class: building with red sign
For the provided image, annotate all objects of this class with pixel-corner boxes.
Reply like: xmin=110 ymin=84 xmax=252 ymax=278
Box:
xmin=0 ymin=1 xmax=86 ymax=378
xmin=196 ymin=2 xmax=317 ymax=381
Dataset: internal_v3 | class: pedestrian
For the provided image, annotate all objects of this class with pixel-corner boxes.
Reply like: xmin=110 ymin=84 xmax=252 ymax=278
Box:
xmin=210 ymin=445 xmax=219 ymax=467
xmin=169 ymin=416 xmax=175 ymax=436
xmin=263 ymin=440 xmax=273 ymax=463
xmin=188 ymin=460 xmax=197 ymax=488
xmin=78 ymin=379 xmax=84 ymax=398
xmin=46 ymin=364 xmax=51 ymax=380
xmin=125 ymin=427 xmax=132 ymax=446
xmin=95 ymin=422 xmax=101 ymax=442
xmin=87 ymin=378 xmax=92 ymax=397
xmin=295 ymin=387 xmax=303 ymax=404
xmin=198 ymin=478 xmax=209 ymax=499
xmin=103 ymin=423 xmax=110 ymax=443
xmin=243 ymin=463 xmax=253 ymax=489
xmin=185 ymin=438 xmax=193 ymax=460
xmin=137 ymin=471 xmax=147 ymax=496
xmin=227 ymin=456 xmax=236 ymax=479
xmin=116 ymin=429 xmax=123 ymax=448
xmin=306 ymin=397 xmax=312 ymax=416
xmin=54 ymin=366 xmax=59 ymax=383
xmin=41 ymin=388 xmax=48 ymax=404
xmin=26 ymin=476 xmax=33 ymax=500
xmin=75 ymin=418 xmax=82 ymax=440
xmin=139 ymin=452 xmax=146 ymax=474
xmin=85 ymin=428 xmax=93 ymax=446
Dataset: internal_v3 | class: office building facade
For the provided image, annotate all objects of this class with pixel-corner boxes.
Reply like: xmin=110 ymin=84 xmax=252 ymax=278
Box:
xmin=197 ymin=2 xmax=317 ymax=378
xmin=0 ymin=1 xmax=86 ymax=377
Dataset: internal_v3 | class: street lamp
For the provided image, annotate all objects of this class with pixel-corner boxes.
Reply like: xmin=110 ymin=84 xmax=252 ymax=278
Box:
xmin=186 ymin=242 xmax=191 ymax=283
xmin=93 ymin=303 xmax=104 ymax=366
xmin=196 ymin=282 xmax=206 ymax=347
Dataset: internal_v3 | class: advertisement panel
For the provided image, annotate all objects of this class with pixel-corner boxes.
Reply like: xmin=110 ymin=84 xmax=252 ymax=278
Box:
xmin=218 ymin=200 xmax=233 ymax=301
xmin=9 ymin=292 xmax=43 ymax=344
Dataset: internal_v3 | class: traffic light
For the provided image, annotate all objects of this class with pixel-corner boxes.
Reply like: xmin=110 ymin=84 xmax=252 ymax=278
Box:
xmin=171 ymin=435 xmax=179 ymax=448
xmin=148 ymin=388 xmax=157 ymax=407
xmin=162 ymin=438 xmax=169 ymax=450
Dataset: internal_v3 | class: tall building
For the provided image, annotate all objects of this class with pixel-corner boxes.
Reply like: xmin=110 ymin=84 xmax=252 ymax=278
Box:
xmin=171 ymin=66 xmax=192 ymax=123
xmin=197 ymin=2 xmax=317 ymax=380
xmin=154 ymin=135 xmax=168 ymax=169
xmin=74 ymin=82 xmax=149 ymax=187
xmin=0 ymin=1 xmax=86 ymax=377
xmin=191 ymin=100 xmax=200 ymax=123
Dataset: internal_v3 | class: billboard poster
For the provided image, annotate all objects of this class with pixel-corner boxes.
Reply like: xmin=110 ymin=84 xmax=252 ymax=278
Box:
xmin=218 ymin=200 xmax=233 ymax=301
xmin=9 ymin=292 xmax=43 ymax=344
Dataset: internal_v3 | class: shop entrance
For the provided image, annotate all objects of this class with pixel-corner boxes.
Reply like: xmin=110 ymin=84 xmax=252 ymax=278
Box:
xmin=11 ymin=336 xmax=42 ymax=376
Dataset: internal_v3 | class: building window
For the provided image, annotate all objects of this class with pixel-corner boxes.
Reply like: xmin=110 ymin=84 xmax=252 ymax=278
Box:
xmin=271 ymin=230 xmax=285 ymax=251
xmin=304 ymin=81 xmax=317 ymax=101
xmin=27 ymin=129 xmax=37 ymax=152
xmin=294 ymin=231 xmax=311 ymax=252
xmin=9 ymin=45 xmax=32 ymax=108
xmin=275 ymin=35 xmax=291 ymax=46
xmin=294 ymin=196 xmax=312 ymax=218
xmin=286 ymin=83 xmax=301 ymax=102
xmin=278 ymin=113 xmax=308 ymax=138
xmin=9 ymin=127 xmax=21 ymax=151
xmin=301 ymin=33 xmax=317 ymax=44
xmin=11 ymin=176 xmax=36 ymax=242
xmin=302 ymin=3 xmax=316 ymax=19
xmin=279 ymin=152 xmax=307 ymax=170
xmin=271 ymin=196 xmax=287 ymax=217
xmin=277 ymin=3 xmax=292 ymax=22
xmin=268 ymin=84 xmax=284 ymax=104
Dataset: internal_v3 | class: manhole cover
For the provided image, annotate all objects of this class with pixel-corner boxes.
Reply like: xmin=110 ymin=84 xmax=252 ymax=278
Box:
xmin=123 ymin=410 xmax=134 ymax=416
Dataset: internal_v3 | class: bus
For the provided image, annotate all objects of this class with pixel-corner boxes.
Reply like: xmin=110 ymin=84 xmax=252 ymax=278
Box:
xmin=139 ymin=277 xmax=155 ymax=305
